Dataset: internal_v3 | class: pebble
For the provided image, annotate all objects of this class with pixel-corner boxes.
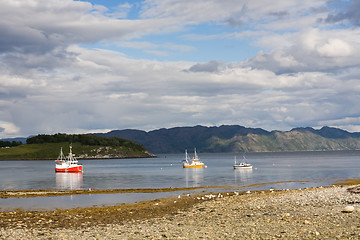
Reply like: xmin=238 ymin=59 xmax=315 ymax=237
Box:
xmin=343 ymin=206 xmax=355 ymax=213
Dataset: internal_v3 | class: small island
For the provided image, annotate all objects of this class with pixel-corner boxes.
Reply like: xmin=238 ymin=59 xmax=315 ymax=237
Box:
xmin=0 ymin=133 xmax=155 ymax=160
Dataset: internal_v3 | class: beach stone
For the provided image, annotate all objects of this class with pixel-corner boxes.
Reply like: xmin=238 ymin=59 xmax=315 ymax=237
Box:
xmin=343 ymin=206 xmax=354 ymax=213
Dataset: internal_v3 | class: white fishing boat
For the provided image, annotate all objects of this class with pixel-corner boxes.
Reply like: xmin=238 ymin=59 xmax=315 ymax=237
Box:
xmin=233 ymin=155 xmax=252 ymax=169
xmin=55 ymin=145 xmax=83 ymax=173
xmin=183 ymin=148 xmax=204 ymax=168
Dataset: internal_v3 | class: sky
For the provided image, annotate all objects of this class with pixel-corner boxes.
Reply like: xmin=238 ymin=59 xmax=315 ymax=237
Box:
xmin=1 ymin=0 xmax=360 ymax=138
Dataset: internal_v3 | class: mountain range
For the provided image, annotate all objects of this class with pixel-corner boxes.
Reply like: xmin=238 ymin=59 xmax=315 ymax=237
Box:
xmin=95 ymin=125 xmax=360 ymax=153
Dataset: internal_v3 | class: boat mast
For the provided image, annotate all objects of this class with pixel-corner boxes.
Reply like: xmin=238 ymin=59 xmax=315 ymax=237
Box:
xmin=194 ymin=148 xmax=198 ymax=160
xmin=185 ymin=149 xmax=189 ymax=163
xmin=58 ymin=147 xmax=65 ymax=161
xmin=68 ymin=143 xmax=77 ymax=163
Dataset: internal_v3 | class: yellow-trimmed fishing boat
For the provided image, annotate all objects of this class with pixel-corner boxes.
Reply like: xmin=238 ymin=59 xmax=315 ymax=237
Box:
xmin=182 ymin=148 xmax=204 ymax=168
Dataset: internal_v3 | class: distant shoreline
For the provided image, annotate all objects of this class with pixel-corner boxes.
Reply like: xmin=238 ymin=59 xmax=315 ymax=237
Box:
xmin=2 ymin=148 xmax=360 ymax=160
xmin=0 ymin=154 xmax=158 ymax=161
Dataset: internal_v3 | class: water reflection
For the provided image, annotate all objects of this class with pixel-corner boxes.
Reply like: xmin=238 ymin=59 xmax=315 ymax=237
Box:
xmin=56 ymin=173 xmax=83 ymax=190
xmin=184 ymin=168 xmax=204 ymax=187
xmin=234 ymin=168 xmax=253 ymax=184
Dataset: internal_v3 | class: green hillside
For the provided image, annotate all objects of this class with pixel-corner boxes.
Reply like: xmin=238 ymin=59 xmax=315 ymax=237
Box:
xmin=206 ymin=131 xmax=360 ymax=152
xmin=0 ymin=134 xmax=154 ymax=160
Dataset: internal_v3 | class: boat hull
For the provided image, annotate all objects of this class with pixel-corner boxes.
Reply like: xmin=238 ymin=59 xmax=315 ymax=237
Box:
xmin=55 ymin=165 xmax=83 ymax=173
xmin=182 ymin=148 xmax=204 ymax=168
xmin=183 ymin=163 xmax=204 ymax=168
xmin=233 ymin=165 xmax=252 ymax=169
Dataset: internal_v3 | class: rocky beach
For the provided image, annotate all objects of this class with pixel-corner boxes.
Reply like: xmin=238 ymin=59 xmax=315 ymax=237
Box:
xmin=1 ymin=185 xmax=360 ymax=239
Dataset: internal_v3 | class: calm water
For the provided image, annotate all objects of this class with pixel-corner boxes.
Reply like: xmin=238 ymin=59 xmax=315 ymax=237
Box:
xmin=1 ymin=151 xmax=360 ymax=210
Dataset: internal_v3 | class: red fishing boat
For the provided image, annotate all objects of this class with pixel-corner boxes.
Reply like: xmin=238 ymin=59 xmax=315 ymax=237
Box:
xmin=55 ymin=145 xmax=82 ymax=172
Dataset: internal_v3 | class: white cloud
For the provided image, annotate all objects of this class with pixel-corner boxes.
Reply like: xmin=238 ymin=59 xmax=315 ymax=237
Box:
xmin=317 ymin=38 xmax=353 ymax=57
xmin=0 ymin=121 xmax=20 ymax=138
xmin=244 ymin=28 xmax=360 ymax=74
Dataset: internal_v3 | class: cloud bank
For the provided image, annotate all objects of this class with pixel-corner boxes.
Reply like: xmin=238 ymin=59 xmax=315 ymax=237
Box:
xmin=1 ymin=0 xmax=360 ymax=138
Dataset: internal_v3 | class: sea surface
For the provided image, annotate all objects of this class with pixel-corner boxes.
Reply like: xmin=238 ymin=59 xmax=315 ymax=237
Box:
xmin=1 ymin=151 xmax=360 ymax=210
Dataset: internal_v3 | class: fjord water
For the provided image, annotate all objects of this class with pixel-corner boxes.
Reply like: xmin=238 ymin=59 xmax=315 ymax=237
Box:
xmin=1 ymin=151 xmax=360 ymax=210
xmin=1 ymin=151 xmax=360 ymax=190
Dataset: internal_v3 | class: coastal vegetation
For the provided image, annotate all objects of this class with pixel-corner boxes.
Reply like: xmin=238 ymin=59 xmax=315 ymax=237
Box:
xmin=0 ymin=133 xmax=153 ymax=160
xmin=0 ymin=140 xmax=22 ymax=148
xmin=26 ymin=133 xmax=144 ymax=150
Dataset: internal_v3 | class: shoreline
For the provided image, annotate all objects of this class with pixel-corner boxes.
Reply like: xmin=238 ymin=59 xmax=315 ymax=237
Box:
xmin=1 ymin=185 xmax=360 ymax=239
xmin=0 ymin=186 xmax=219 ymax=199
xmin=0 ymin=155 xmax=157 ymax=161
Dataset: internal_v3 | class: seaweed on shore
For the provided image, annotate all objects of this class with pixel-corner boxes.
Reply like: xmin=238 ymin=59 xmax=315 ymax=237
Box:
xmin=0 ymin=186 xmax=221 ymax=199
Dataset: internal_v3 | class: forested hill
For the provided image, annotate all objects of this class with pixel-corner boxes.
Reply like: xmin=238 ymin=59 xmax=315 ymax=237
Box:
xmin=96 ymin=125 xmax=360 ymax=153
xmin=26 ymin=133 xmax=144 ymax=149
xmin=0 ymin=133 xmax=153 ymax=160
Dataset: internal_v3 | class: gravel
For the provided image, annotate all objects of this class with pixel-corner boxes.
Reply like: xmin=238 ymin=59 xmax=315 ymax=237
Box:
xmin=1 ymin=186 xmax=360 ymax=239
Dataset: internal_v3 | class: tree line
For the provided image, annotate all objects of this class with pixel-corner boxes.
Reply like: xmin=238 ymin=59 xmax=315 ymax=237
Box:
xmin=26 ymin=133 xmax=146 ymax=151
xmin=0 ymin=140 xmax=22 ymax=148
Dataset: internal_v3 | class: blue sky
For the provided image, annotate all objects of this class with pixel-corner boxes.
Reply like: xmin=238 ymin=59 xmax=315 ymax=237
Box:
xmin=1 ymin=0 xmax=360 ymax=138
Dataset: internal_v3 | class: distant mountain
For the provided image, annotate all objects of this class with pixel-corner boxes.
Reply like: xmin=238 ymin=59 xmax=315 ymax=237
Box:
xmin=0 ymin=137 xmax=27 ymax=143
xmin=96 ymin=125 xmax=360 ymax=153
xmin=290 ymin=126 xmax=360 ymax=139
